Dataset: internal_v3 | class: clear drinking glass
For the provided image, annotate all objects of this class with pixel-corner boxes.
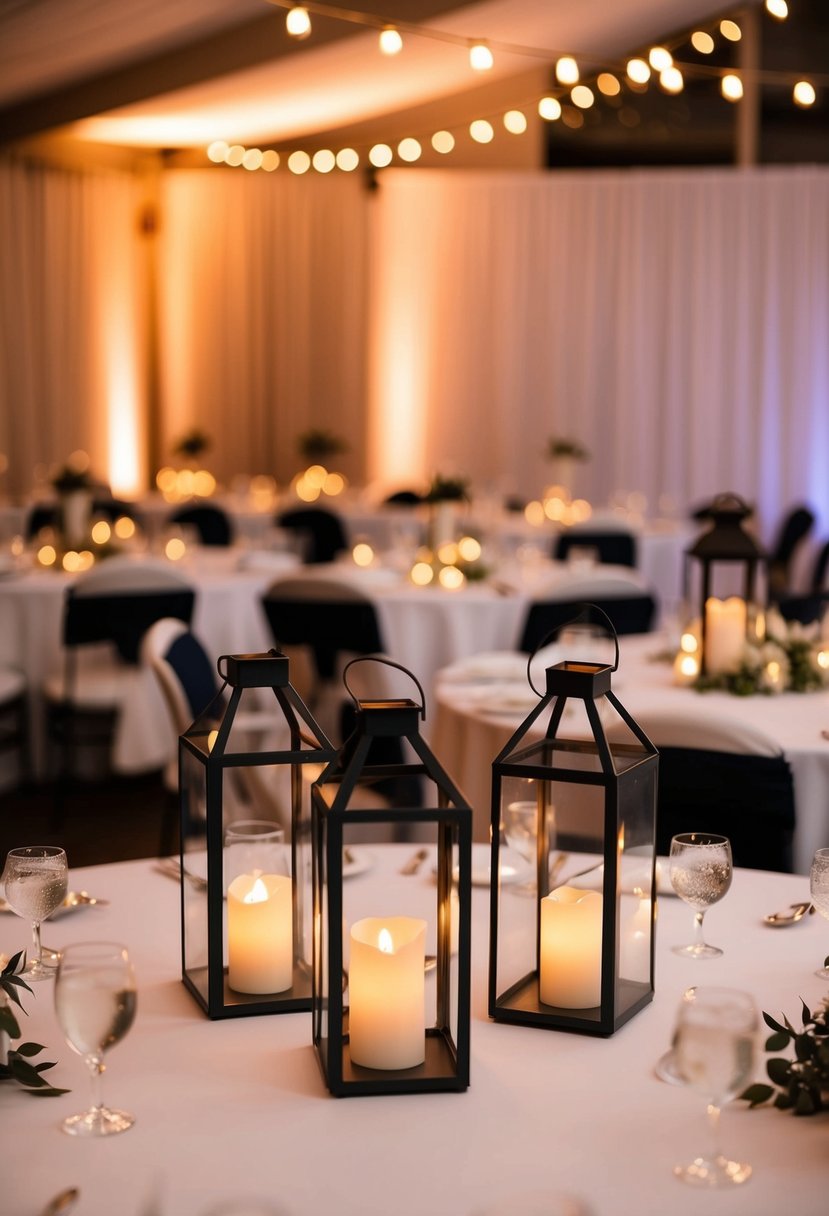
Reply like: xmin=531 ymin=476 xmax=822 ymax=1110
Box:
xmin=224 ymin=820 xmax=287 ymax=891
xmin=502 ymin=799 xmax=555 ymax=895
xmin=54 ymin=941 xmax=137 ymax=1136
xmin=1 ymin=846 xmax=68 ymax=980
xmin=809 ymin=847 xmax=829 ymax=979
xmin=669 ymin=833 xmax=732 ymax=958
xmin=671 ymin=986 xmax=757 ymax=1187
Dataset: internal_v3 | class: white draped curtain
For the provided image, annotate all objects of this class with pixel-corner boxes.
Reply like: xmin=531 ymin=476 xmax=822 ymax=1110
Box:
xmin=369 ymin=166 xmax=829 ymax=540
xmin=0 ymin=157 xmax=146 ymax=499
xmin=2 ymin=158 xmax=828 ymax=543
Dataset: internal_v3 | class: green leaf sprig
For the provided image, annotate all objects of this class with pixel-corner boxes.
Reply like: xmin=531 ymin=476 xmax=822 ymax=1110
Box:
xmin=741 ymin=994 xmax=829 ymax=1116
xmin=0 ymin=951 xmax=69 ymax=1097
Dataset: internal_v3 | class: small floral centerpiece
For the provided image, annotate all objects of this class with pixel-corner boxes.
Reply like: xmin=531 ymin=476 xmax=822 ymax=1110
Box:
xmin=741 ymin=996 xmax=829 ymax=1116
xmin=695 ymin=607 xmax=829 ymax=696
xmin=424 ymin=475 xmax=470 ymax=505
xmin=50 ymin=464 xmax=93 ymax=495
xmin=0 ymin=952 xmax=68 ymax=1096
xmin=545 ymin=438 xmax=590 ymax=462
xmin=297 ymin=428 xmax=347 ymax=463
xmin=293 ymin=429 xmax=348 ymax=501
xmin=172 ymin=429 xmax=212 ymax=461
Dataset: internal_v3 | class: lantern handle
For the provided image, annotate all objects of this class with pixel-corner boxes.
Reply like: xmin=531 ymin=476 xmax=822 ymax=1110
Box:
xmin=526 ymin=602 xmax=620 ymax=697
xmin=342 ymin=655 xmax=427 ymax=720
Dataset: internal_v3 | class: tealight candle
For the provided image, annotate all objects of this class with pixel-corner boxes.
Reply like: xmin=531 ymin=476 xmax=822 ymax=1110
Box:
xmin=227 ymin=871 xmax=293 ymax=994
xmin=349 ymin=916 xmax=426 ymax=1070
xmin=673 ymin=651 xmax=699 ymax=686
xmin=539 ymin=886 xmax=603 ymax=1009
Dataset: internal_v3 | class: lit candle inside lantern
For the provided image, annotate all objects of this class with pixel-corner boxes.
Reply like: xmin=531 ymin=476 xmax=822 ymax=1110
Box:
xmin=227 ymin=872 xmax=293 ymax=994
xmin=539 ymin=886 xmax=603 ymax=1008
xmin=349 ymin=916 xmax=426 ymax=1070
xmin=704 ymin=596 xmax=747 ymax=674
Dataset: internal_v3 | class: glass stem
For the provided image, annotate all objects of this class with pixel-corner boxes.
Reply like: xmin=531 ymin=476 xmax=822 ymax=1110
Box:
xmin=693 ymin=910 xmax=707 ymax=949
xmin=31 ymin=919 xmax=42 ymax=965
xmin=86 ymin=1054 xmax=105 ymax=1112
xmin=706 ymin=1102 xmax=722 ymax=1162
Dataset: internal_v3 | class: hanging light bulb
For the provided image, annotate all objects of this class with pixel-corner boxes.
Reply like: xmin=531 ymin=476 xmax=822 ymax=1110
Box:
xmin=555 ymin=57 xmax=579 ymax=85
xmin=469 ymin=42 xmax=493 ymax=71
xmin=691 ymin=31 xmax=715 ymax=54
xmin=379 ymin=26 xmax=403 ymax=55
xmin=626 ymin=58 xmax=651 ymax=85
xmin=720 ymin=19 xmax=742 ymax=41
xmin=649 ymin=47 xmax=673 ymax=72
xmin=571 ymin=85 xmax=594 ymax=109
xmin=765 ymin=0 xmax=788 ymax=18
xmin=793 ymin=80 xmax=816 ymax=108
xmin=538 ymin=96 xmax=562 ymax=121
xmin=597 ymin=73 xmax=621 ymax=96
xmin=286 ymin=5 xmax=311 ymax=38
xmin=660 ymin=67 xmax=684 ymax=94
xmin=721 ymin=73 xmax=744 ymax=102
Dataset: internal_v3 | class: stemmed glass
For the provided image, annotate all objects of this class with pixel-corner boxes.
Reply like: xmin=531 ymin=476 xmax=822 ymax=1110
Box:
xmin=503 ymin=799 xmax=556 ymax=895
xmin=671 ymin=986 xmax=757 ymax=1187
xmin=54 ymin=942 xmax=137 ymax=1136
xmin=809 ymin=848 xmax=829 ymax=978
xmin=1 ymin=846 xmax=68 ymax=980
xmin=669 ymin=833 xmax=732 ymax=958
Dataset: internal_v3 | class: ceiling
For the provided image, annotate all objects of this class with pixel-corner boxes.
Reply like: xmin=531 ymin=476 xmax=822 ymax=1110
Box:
xmin=0 ymin=0 xmax=731 ymax=151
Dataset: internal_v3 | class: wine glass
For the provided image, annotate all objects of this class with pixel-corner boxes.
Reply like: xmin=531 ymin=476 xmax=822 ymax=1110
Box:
xmin=669 ymin=833 xmax=732 ymax=958
xmin=502 ymin=799 xmax=555 ymax=895
xmin=1 ymin=846 xmax=68 ymax=980
xmin=809 ymin=848 xmax=829 ymax=979
xmin=654 ymin=985 xmax=697 ymax=1085
xmin=54 ymin=941 xmax=137 ymax=1136
xmin=671 ymin=986 xmax=757 ymax=1187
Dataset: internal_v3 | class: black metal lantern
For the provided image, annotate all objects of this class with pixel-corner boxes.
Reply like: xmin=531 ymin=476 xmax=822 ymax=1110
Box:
xmin=179 ymin=650 xmax=336 ymax=1019
xmin=488 ymin=623 xmax=658 ymax=1036
xmin=312 ymin=659 xmax=472 ymax=1097
xmin=684 ymin=493 xmax=766 ymax=677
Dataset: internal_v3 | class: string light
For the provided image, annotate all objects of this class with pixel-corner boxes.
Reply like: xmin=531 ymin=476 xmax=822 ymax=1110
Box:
xmin=721 ymin=73 xmax=744 ymax=101
xmin=285 ymin=4 xmax=311 ymax=38
xmin=208 ymin=5 xmax=818 ymax=174
xmin=469 ymin=42 xmax=493 ymax=71
xmin=379 ymin=25 xmax=403 ymax=55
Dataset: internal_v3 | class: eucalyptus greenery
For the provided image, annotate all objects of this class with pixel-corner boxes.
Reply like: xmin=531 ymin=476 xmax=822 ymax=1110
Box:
xmin=0 ymin=951 xmax=69 ymax=1096
xmin=741 ymin=996 xmax=829 ymax=1116
xmin=50 ymin=465 xmax=92 ymax=494
xmin=172 ymin=428 xmax=212 ymax=459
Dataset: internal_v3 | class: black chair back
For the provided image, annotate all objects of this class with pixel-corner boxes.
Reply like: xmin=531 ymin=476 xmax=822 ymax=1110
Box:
xmin=383 ymin=490 xmax=422 ymax=506
xmin=811 ymin=539 xmax=829 ymax=593
xmin=64 ymin=588 xmax=195 ymax=664
xmin=518 ymin=595 xmax=656 ymax=653
xmin=655 ymin=748 xmax=795 ymax=872
xmin=170 ymin=504 xmax=233 ymax=546
xmin=164 ymin=631 xmax=220 ymax=718
xmin=262 ymin=589 xmax=382 ymax=681
xmin=26 ymin=504 xmax=58 ymax=538
xmin=554 ymin=530 xmax=637 ymax=567
xmin=275 ymin=507 xmax=347 ymax=564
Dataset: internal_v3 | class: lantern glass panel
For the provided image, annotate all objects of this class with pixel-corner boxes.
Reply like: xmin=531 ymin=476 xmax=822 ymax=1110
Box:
xmin=181 ymin=745 xmax=210 ymax=1007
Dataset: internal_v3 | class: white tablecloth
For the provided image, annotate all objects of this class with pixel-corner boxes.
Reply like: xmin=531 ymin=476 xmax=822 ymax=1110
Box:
xmin=1 ymin=851 xmax=825 ymax=1216
xmin=433 ymin=633 xmax=829 ymax=874
xmin=0 ymin=548 xmax=293 ymax=778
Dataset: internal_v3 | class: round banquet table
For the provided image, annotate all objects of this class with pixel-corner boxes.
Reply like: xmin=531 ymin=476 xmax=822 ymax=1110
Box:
xmin=1 ymin=850 xmax=826 ymax=1216
xmin=433 ymin=633 xmax=829 ymax=874
xmin=0 ymin=546 xmax=294 ymax=780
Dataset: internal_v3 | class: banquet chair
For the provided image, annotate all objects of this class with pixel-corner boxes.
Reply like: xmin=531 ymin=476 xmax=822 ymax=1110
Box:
xmin=767 ymin=504 xmax=815 ymax=597
xmin=383 ymin=489 xmax=422 ymax=506
xmin=554 ymin=529 xmax=637 ymax=568
xmin=141 ymin=619 xmax=290 ymax=847
xmin=607 ymin=711 xmax=795 ymax=873
xmin=275 ymin=507 xmax=348 ymax=564
xmin=170 ymin=503 xmax=233 ymax=546
xmin=0 ymin=666 xmax=27 ymax=788
xmin=44 ymin=559 xmax=195 ymax=812
xmin=518 ymin=592 xmax=657 ymax=653
xmin=261 ymin=577 xmax=421 ymax=810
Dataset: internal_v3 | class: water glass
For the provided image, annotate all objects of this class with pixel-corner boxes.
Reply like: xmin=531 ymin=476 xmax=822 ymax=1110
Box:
xmin=809 ymin=847 xmax=829 ymax=978
xmin=1 ymin=846 xmax=68 ymax=979
xmin=669 ymin=833 xmax=732 ymax=958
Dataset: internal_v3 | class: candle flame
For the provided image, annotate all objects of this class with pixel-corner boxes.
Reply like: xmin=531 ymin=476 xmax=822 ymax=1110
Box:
xmin=378 ymin=927 xmax=394 ymax=954
xmin=680 ymin=631 xmax=698 ymax=654
xmin=244 ymin=876 xmax=269 ymax=905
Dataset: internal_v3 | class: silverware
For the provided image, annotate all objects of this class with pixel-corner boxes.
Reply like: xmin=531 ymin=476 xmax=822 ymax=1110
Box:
xmin=548 ymin=851 xmax=570 ymax=886
xmin=41 ymin=1187 xmax=80 ymax=1216
xmin=763 ymin=900 xmax=814 ymax=927
xmin=399 ymin=847 xmax=429 ymax=876
xmin=155 ymin=857 xmax=208 ymax=891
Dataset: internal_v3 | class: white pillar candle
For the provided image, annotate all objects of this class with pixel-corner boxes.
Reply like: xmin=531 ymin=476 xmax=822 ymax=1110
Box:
xmin=539 ymin=886 xmax=603 ymax=1009
xmin=227 ymin=872 xmax=293 ymax=994
xmin=704 ymin=596 xmax=746 ymax=674
xmin=349 ymin=916 xmax=426 ymax=1070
